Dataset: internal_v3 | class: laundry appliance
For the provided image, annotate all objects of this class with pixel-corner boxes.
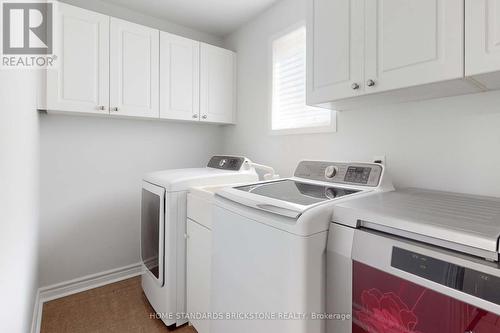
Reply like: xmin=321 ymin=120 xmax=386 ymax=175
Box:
xmin=328 ymin=188 xmax=500 ymax=333
xmin=140 ymin=156 xmax=259 ymax=327
xmin=210 ymin=160 xmax=393 ymax=333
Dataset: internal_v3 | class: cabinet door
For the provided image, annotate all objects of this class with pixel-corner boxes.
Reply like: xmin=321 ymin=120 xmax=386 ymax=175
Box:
xmin=186 ymin=220 xmax=211 ymax=333
xmin=466 ymin=0 xmax=500 ymax=85
xmin=200 ymin=43 xmax=235 ymax=124
xmin=46 ymin=3 xmax=109 ymax=114
xmin=160 ymin=32 xmax=200 ymax=121
xmin=364 ymin=0 xmax=464 ymax=94
xmin=306 ymin=0 xmax=365 ymax=104
xmin=110 ymin=18 xmax=159 ymax=118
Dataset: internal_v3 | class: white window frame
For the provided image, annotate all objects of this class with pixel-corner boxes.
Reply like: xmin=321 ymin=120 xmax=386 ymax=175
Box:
xmin=268 ymin=22 xmax=337 ymax=136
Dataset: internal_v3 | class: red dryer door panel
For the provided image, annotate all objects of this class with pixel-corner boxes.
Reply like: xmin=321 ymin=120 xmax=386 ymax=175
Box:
xmin=353 ymin=261 xmax=500 ymax=333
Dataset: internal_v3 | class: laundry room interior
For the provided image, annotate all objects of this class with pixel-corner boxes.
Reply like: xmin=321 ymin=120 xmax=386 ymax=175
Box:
xmin=3 ymin=0 xmax=500 ymax=332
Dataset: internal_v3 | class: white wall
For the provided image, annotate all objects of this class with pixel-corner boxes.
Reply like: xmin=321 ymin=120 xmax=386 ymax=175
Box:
xmin=39 ymin=1 xmax=225 ymax=287
xmin=39 ymin=115 xmax=223 ymax=286
xmin=59 ymin=0 xmax=224 ymax=47
xmin=223 ymin=0 xmax=500 ymax=198
xmin=0 ymin=71 xmax=40 ymax=332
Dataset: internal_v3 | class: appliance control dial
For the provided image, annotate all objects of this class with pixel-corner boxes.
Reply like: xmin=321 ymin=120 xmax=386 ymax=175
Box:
xmin=219 ymin=159 xmax=228 ymax=168
xmin=325 ymin=165 xmax=338 ymax=179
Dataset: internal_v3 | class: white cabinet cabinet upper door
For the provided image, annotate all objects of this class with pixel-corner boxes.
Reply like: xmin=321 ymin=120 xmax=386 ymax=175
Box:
xmin=364 ymin=0 xmax=464 ymax=94
xmin=47 ymin=3 xmax=109 ymax=114
xmin=307 ymin=0 xmax=365 ymax=104
xmin=160 ymin=32 xmax=200 ymax=121
xmin=110 ymin=18 xmax=159 ymax=118
xmin=466 ymin=0 xmax=500 ymax=84
xmin=200 ymin=43 xmax=235 ymax=124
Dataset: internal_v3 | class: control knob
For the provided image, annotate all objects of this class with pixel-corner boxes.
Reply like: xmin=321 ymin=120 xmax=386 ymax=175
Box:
xmin=325 ymin=188 xmax=338 ymax=199
xmin=325 ymin=165 xmax=338 ymax=179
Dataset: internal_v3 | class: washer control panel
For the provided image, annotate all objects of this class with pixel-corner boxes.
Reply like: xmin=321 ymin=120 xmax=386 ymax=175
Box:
xmin=294 ymin=161 xmax=383 ymax=187
xmin=207 ymin=156 xmax=246 ymax=171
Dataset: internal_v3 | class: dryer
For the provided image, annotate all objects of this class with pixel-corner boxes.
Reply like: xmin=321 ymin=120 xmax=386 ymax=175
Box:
xmin=140 ymin=156 xmax=259 ymax=327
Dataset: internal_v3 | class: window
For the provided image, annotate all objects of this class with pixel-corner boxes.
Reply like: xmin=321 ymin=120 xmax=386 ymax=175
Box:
xmin=271 ymin=25 xmax=334 ymax=134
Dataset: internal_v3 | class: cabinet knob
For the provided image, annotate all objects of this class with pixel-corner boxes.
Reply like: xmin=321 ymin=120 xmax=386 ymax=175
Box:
xmin=97 ymin=105 xmax=106 ymax=111
xmin=367 ymin=79 xmax=376 ymax=87
xmin=192 ymin=114 xmax=198 ymax=119
xmin=111 ymin=107 xmax=119 ymax=112
xmin=202 ymin=115 xmax=207 ymax=120
xmin=351 ymin=83 xmax=360 ymax=90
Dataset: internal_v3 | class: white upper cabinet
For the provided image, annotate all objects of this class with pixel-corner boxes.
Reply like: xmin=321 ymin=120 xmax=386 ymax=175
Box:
xmin=307 ymin=0 xmax=365 ymax=103
xmin=307 ymin=0 xmax=479 ymax=109
xmin=466 ymin=0 xmax=500 ymax=89
xmin=45 ymin=4 xmax=236 ymax=124
xmin=364 ymin=0 xmax=464 ymax=94
xmin=110 ymin=18 xmax=159 ymax=118
xmin=46 ymin=3 xmax=110 ymax=114
xmin=200 ymin=43 xmax=236 ymax=124
xmin=160 ymin=32 xmax=200 ymax=121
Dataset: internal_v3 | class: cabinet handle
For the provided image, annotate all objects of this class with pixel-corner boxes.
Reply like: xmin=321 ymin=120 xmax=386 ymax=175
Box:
xmin=97 ymin=105 xmax=106 ymax=111
xmin=202 ymin=115 xmax=207 ymax=120
xmin=366 ymin=79 xmax=376 ymax=87
xmin=111 ymin=107 xmax=119 ymax=112
xmin=192 ymin=114 xmax=198 ymax=119
xmin=351 ymin=83 xmax=360 ymax=90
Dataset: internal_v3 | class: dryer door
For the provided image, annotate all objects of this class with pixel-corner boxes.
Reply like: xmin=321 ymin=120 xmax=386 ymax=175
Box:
xmin=141 ymin=181 xmax=165 ymax=286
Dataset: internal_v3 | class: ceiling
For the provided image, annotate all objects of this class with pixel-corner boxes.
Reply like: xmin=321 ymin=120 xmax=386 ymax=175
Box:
xmin=102 ymin=0 xmax=279 ymax=36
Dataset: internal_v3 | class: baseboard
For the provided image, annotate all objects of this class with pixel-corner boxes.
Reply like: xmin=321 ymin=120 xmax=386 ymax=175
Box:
xmin=30 ymin=290 xmax=41 ymax=333
xmin=31 ymin=262 xmax=143 ymax=333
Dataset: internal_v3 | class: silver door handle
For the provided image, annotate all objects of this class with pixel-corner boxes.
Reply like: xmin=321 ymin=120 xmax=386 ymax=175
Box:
xmin=202 ymin=115 xmax=207 ymax=120
xmin=367 ymin=79 xmax=376 ymax=87
xmin=97 ymin=105 xmax=106 ymax=111
xmin=111 ymin=107 xmax=119 ymax=112
xmin=351 ymin=83 xmax=360 ymax=90
xmin=192 ymin=114 xmax=198 ymax=119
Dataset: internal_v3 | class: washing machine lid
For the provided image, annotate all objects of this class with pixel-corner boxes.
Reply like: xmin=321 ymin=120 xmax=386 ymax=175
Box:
xmin=235 ymin=179 xmax=360 ymax=206
xmin=217 ymin=178 xmax=365 ymax=219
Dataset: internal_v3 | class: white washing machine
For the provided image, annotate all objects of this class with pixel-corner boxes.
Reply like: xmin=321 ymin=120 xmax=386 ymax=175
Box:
xmin=140 ymin=156 xmax=259 ymax=327
xmin=210 ymin=160 xmax=393 ymax=333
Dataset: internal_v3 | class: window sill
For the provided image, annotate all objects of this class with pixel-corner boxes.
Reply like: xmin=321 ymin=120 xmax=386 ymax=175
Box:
xmin=269 ymin=123 xmax=337 ymax=136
